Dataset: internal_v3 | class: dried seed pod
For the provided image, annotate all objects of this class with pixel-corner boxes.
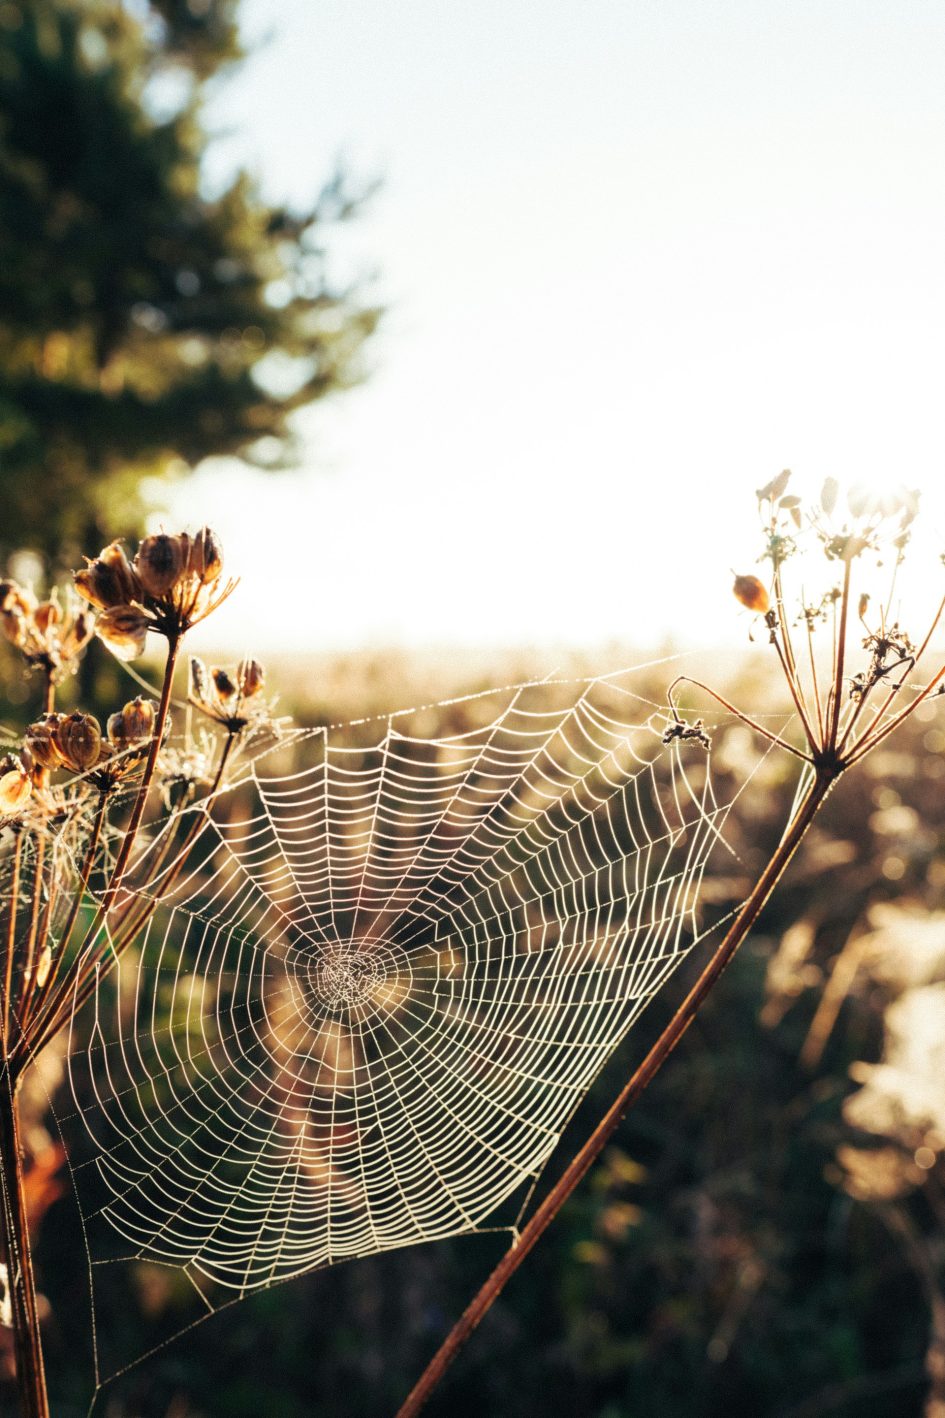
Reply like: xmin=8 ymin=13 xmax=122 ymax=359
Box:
xmin=189 ymin=656 xmax=211 ymax=704
xmin=0 ymin=765 xmax=32 ymax=815
xmin=74 ymin=542 xmax=140 ymax=610
xmin=189 ymin=527 xmax=224 ymax=585
xmin=25 ymin=714 xmax=67 ymax=769
xmin=121 ymin=696 xmax=158 ymax=743
xmin=96 ymin=606 xmax=151 ymax=661
xmin=62 ymin=609 xmax=95 ymax=657
xmin=858 ymin=593 xmax=870 ymax=620
xmin=732 ymin=574 xmax=770 ymax=614
xmin=56 ymin=712 xmax=102 ymax=772
xmin=212 ymin=668 xmax=238 ymax=703
xmin=238 ymin=658 xmax=265 ymax=698
xmin=135 ymin=533 xmax=187 ymax=599
xmin=821 ymin=477 xmax=839 ymax=516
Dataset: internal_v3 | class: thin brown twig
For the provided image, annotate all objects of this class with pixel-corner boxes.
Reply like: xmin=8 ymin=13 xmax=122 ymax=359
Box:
xmin=668 ymin=677 xmax=811 ymax=762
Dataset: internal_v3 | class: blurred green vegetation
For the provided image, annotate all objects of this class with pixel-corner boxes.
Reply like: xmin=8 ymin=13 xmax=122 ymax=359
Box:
xmin=12 ymin=651 xmax=944 ymax=1418
xmin=0 ymin=0 xmax=379 ymax=572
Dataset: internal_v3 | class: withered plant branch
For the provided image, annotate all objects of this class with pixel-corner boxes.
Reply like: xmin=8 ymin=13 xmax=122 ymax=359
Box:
xmin=396 ymin=767 xmax=836 ymax=1418
xmin=668 ymin=677 xmax=812 ymax=762
xmin=27 ymin=721 xmax=236 ymax=1062
xmin=105 ymin=732 xmax=236 ymax=962
xmin=21 ymin=789 xmax=109 ymax=1037
xmin=844 ymin=654 xmax=945 ymax=768
xmin=844 ymin=589 xmax=945 ymax=761
xmin=16 ymin=636 xmax=181 ymax=1068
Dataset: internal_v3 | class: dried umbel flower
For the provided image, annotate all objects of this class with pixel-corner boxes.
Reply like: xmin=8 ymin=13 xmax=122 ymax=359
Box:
xmin=189 ymin=655 xmax=270 ymax=731
xmin=733 ymin=574 xmax=770 ymax=614
xmin=95 ymin=606 xmax=151 ymax=661
xmin=73 ymin=526 xmax=233 ymax=659
xmin=56 ymin=713 xmax=103 ymax=772
xmin=0 ymin=754 xmax=32 ymax=816
xmin=1 ymin=582 xmax=95 ymax=679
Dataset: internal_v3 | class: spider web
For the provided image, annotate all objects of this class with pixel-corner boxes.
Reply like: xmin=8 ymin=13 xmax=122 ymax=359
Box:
xmin=56 ymin=665 xmax=759 ymax=1386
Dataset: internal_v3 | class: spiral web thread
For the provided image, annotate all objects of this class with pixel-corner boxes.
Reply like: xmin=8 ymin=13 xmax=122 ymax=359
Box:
xmin=64 ymin=668 xmax=747 ymax=1317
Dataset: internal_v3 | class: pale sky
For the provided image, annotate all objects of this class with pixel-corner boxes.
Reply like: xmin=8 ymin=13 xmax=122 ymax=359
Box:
xmin=171 ymin=0 xmax=945 ymax=657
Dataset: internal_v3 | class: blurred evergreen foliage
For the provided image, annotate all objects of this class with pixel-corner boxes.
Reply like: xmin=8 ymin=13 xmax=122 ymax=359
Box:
xmin=0 ymin=0 xmax=379 ymax=569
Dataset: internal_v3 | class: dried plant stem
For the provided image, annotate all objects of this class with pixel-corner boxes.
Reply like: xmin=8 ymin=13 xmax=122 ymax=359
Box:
xmin=2 ymin=831 xmax=23 ymax=1049
xmin=0 ymin=1073 xmax=50 ymax=1418
xmin=21 ymin=790 xmax=109 ymax=1034
xmin=668 ymin=677 xmax=811 ymax=762
xmin=827 ymin=558 xmax=852 ymax=747
xmin=396 ymin=767 xmax=835 ymax=1418
xmin=97 ymin=633 xmax=180 ymax=919
xmin=19 ymin=637 xmax=181 ymax=1065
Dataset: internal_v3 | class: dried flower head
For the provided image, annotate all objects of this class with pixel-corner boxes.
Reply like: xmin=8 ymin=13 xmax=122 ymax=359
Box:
xmin=0 ymin=581 xmax=94 ymax=681
xmin=189 ymin=655 xmax=270 ymax=732
xmin=74 ymin=527 xmax=234 ymax=661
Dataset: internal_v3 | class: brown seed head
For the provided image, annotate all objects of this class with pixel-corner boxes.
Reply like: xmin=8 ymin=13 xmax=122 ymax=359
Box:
xmin=74 ymin=542 xmax=140 ymax=610
xmin=733 ymin=574 xmax=770 ymax=614
xmin=25 ymin=714 xmax=67 ymax=769
xmin=57 ymin=712 xmax=103 ymax=772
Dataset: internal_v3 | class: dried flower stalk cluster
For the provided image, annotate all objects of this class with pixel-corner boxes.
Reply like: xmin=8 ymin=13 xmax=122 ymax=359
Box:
xmin=0 ymin=526 xmax=278 ymax=1418
xmin=398 ymin=473 xmax=945 ymax=1418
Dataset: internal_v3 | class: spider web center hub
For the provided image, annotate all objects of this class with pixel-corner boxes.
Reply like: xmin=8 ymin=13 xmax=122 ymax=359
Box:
xmin=314 ymin=944 xmax=386 ymax=1008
